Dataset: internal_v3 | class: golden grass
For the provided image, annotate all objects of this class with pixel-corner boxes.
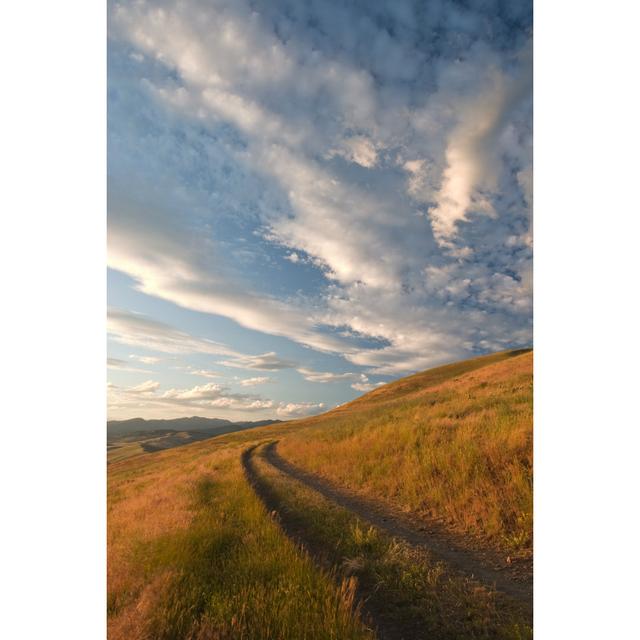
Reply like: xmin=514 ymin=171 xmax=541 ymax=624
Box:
xmin=279 ymin=350 xmax=533 ymax=555
xmin=108 ymin=443 xmax=373 ymax=639
xmin=250 ymin=443 xmax=532 ymax=639
xmin=107 ymin=441 xmax=146 ymax=463
xmin=108 ymin=349 xmax=532 ymax=637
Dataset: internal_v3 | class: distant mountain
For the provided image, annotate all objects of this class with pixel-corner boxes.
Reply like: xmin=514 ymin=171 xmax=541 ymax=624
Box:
xmin=107 ymin=416 xmax=281 ymax=439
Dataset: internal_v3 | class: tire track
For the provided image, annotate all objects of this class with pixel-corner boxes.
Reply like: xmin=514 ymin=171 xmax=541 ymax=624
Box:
xmin=242 ymin=443 xmax=407 ymax=640
xmin=247 ymin=441 xmax=532 ymax=620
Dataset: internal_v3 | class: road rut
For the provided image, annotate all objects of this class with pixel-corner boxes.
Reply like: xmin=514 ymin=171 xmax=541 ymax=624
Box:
xmin=247 ymin=441 xmax=532 ymax=619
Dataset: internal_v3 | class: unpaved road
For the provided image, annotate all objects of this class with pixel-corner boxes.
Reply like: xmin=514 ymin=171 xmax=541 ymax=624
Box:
xmin=242 ymin=443 xmax=406 ymax=640
xmin=243 ymin=441 xmax=533 ymax=622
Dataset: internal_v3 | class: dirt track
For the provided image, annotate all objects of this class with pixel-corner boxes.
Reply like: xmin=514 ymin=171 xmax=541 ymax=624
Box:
xmin=243 ymin=441 xmax=533 ymax=623
xmin=242 ymin=443 xmax=406 ymax=640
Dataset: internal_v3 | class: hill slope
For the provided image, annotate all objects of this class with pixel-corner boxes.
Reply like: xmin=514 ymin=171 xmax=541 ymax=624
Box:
xmin=108 ymin=349 xmax=532 ymax=639
xmin=280 ymin=349 xmax=533 ymax=557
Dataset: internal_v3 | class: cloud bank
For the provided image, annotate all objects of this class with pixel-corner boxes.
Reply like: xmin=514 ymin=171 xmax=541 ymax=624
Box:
xmin=107 ymin=0 xmax=532 ymax=405
xmin=108 ymin=379 xmax=324 ymax=419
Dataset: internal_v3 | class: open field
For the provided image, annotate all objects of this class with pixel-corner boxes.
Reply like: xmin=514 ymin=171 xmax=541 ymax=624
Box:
xmin=108 ymin=349 xmax=533 ymax=638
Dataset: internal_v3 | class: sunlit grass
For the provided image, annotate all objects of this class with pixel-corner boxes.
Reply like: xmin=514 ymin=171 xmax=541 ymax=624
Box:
xmin=108 ymin=349 xmax=532 ymax=638
xmin=279 ymin=350 xmax=533 ymax=555
xmin=251 ymin=443 xmax=532 ymax=639
xmin=108 ymin=445 xmax=372 ymax=639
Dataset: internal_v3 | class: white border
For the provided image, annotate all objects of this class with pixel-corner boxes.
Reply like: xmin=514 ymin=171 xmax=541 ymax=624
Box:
xmin=536 ymin=0 xmax=639 ymax=636
xmin=1 ymin=1 xmax=105 ymax=637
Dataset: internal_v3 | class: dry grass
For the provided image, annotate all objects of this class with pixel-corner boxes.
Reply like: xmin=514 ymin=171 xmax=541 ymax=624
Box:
xmin=108 ymin=443 xmax=373 ymax=639
xmin=108 ymin=349 xmax=532 ymax=637
xmin=279 ymin=350 xmax=533 ymax=556
xmin=107 ymin=441 xmax=146 ymax=463
xmin=250 ymin=443 xmax=532 ymax=639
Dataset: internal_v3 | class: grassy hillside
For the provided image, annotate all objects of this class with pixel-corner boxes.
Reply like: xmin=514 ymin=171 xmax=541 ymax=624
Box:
xmin=108 ymin=442 xmax=372 ymax=639
xmin=248 ymin=442 xmax=531 ymax=639
xmin=108 ymin=349 xmax=533 ymax=638
xmin=280 ymin=349 xmax=533 ymax=556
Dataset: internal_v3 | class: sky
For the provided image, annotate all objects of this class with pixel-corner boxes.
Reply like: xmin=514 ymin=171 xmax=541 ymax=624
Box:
xmin=107 ymin=0 xmax=532 ymax=421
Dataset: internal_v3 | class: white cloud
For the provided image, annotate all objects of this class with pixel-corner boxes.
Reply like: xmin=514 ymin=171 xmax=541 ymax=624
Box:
xmin=108 ymin=308 xmax=239 ymax=357
xmin=109 ymin=309 xmax=309 ymax=373
xmin=297 ymin=367 xmax=365 ymax=384
xmin=285 ymin=252 xmax=299 ymax=263
xmin=330 ymin=136 xmax=378 ymax=168
xmin=220 ymin=352 xmax=297 ymax=371
xmin=239 ymin=376 xmax=272 ymax=387
xmin=351 ymin=381 xmax=384 ymax=392
xmin=108 ymin=181 xmax=356 ymax=356
xmin=108 ymin=376 xmax=330 ymax=421
xmin=187 ymin=369 xmax=222 ymax=379
xmin=257 ymin=143 xmax=430 ymax=292
xmin=276 ymin=402 xmax=325 ymax=419
xmin=108 ymin=378 xmax=276 ymax=418
xmin=297 ymin=365 xmax=384 ymax=391
xmin=129 ymin=354 xmax=162 ymax=364
xmin=407 ymin=45 xmax=533 ymax=248
xmin=161 ymin=382 xmax=226 ymax=401
xmin=108 ymin=1 xmax=533 ymax=380
xmin=107 ymin=357 xmax=149 ymax=373
xmin=129 ymin=380 xmax=161 ymax=394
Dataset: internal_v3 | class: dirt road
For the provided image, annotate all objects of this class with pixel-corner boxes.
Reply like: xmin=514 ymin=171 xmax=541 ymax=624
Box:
xmin=243 ymin=441 xmax=532 ymax=618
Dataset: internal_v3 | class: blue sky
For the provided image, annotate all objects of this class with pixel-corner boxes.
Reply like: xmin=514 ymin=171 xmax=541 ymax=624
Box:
xmin=107 ymin=0 xmax=532 ymax=421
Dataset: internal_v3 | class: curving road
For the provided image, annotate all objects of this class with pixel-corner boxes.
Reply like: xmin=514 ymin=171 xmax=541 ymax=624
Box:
xmin=243 ymin=441 xmax=533 ymax=620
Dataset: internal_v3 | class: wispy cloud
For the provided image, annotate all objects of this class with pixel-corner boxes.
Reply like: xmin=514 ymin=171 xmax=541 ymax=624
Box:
xmin=297 ymin=367 xmax=384 ymax=392
xmin=108 ymin=0 xmax=532 ymax=384
xmin=351 ymin=381 xmax=385 ymax=393
xmin=276 ymin=402 xmax=325 ymax=419
xmin=109 ymin=309 xmax=302 ymax=372
xmin=220 ymin=353 xmax=298 ymax=371
xmin=129 ymin=380 xmax=161 ymax=394
xmin=297 ymin=367 xmax=371 ymax=385
xmin=187 ymin=369 xmax=222 ymax=379
xmin=239 ymin=377 xmax=273 ymax=387
xmin=109 ymin=379 xmax=272 ymax=413
xmin=108 ymin=308 xmax=239 ymax=357
xmin=107 ymin=357 xmax=149 ymax=374
xmin=108 ymin=379 xmax=320 ymax=420
xmin=129 ymin=354 xmax=162 ymax=365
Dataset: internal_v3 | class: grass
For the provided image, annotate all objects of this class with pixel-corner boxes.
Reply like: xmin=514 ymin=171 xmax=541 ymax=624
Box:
xmin=250 ymin=443 xmax=532 ymax=639
xmin=279 ymin=350 xmax=533 ymax=556
xmin=108 ymin=443 xmax=373 ymax=639
xmin=108 ymin=349 xmax=533 ymax=637
xmin=107 ymin=441 xmax=147 ymax=463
